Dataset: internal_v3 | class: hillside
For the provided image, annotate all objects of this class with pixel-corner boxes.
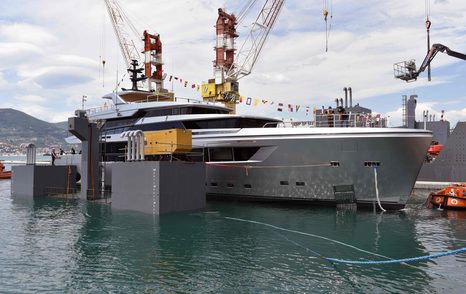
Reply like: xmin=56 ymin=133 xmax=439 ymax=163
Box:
xmin=0 ymin=108 xmax=68 ymax=148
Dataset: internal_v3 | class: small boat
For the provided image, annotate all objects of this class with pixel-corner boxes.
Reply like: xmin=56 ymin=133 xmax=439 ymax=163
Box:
xmin=0 ymin=161 xmax=12 ymax=180
xmin=430 ymin=183 xmax=466 ymax=209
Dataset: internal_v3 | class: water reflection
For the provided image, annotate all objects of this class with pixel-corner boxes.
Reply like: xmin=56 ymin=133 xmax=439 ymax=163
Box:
xmin=1 ymin=179 xmax=466 ymax=292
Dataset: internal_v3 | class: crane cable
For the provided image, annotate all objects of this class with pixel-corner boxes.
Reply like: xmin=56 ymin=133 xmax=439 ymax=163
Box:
xmin=425 ymin=0 xmax=432 ymax=81
xmin=100 ymin=1 xmax=107 ymax=88
xmin=323 ymin=0 xmax=333 ymax=52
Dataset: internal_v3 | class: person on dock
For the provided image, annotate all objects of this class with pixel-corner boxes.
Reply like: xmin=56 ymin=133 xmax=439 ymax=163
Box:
xmin=59 ymin=148 xmax=65 ymax=155
xmin=51 ymin=149 xmax=57 ymax=166
xmin=71 ymin=147 xmax=76 ymax=154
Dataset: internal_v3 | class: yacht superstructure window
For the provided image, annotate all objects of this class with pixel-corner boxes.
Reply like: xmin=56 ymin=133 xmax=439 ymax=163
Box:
xmin=234 ymin=147 xmax=260 ymax=161
xmin=183 ymin=118 xmax=279 ymax=129
xmin=207 ymin=147 xmax=260 ymax=162
xmin=143 ymin=106 xmax=229 ymax=117
xmin=137 ymin=121 xmax=185 ymax=131
xmin=209 ymin=148 xmax=233 ymax=161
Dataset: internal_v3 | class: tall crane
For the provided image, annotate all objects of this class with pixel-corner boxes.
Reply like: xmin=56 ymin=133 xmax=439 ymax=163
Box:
xmin=202 ymin=0 xmax=285 ymax=111
xmin=104 ymin=0 xmax=141 ymax=69
xmin=394 ymin=43 xmax=466 ymax=82
xmin=104 ymin=0 xmax=166 ymax=93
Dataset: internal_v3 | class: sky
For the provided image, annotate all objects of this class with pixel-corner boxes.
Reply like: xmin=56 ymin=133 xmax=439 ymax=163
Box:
xmin=0 ymin=0 xmax=465 ymax=127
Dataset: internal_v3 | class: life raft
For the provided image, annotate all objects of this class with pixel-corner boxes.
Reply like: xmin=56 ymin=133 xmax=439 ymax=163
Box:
xmin=429 ymin=183 xmax=466 ymax=209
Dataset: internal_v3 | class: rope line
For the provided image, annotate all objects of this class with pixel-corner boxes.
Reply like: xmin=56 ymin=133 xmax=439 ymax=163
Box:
xmin=373 ymin=167 xmax=386 ymax=212
xmin=224 ymin=217 xmax=393 ymax=260
xmin=326 ymin=247 xmax=466 ymax=265
xmin=225 ymin=217 xmax=466 ymax=266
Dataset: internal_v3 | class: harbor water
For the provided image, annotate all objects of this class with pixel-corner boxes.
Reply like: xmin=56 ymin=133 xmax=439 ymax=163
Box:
xmin=1 ymin=178 xmax=466 ymax=292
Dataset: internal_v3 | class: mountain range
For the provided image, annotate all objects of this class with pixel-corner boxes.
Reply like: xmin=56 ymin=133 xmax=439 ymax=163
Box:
xmin=0 ymin=108 xmax=69 ymax=148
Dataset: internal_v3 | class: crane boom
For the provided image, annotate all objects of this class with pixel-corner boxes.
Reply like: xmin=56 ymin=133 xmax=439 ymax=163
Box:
xmin=202 ymin=1 xmax=285 ymax=112
xmin=394 ymin=43 xmax=466 ymax=82
xmin=227 ymin=0 xmax=285 ymax=81
xmin=104 ymin=0 xmax=141 ymax=69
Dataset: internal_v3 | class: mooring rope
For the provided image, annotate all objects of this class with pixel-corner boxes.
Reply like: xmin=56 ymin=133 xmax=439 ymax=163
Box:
xmin=373 ymin=167 xmax=386 ymax=212
xmin=225 ymin=217 xmax=466 ymax=266
xmin=326 ymin=247 xmax=466 ymax=265
xmin=224 ymin=217 xmax=393 ymax=260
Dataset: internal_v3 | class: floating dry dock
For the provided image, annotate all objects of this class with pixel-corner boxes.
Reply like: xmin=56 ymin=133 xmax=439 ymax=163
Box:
xmin=11 ymin=112 xmax=206 ymax=215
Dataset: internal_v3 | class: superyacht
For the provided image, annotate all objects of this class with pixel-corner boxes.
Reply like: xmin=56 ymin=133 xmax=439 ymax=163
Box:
xmin=62 ymin=90 xmax=432 ymax=209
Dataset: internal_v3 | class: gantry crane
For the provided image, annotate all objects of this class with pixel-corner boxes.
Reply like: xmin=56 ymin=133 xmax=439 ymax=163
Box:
xmin=202 ymin=0 xmax=285 ymax=112
xmin=394 ymin=43 xmax=466 ymax=82
xmin=104 ymin=0 xmax=167 ymax=95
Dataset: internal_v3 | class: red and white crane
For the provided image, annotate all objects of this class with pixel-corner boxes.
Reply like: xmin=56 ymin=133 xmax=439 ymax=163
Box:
xmin=104 ymin=0 xmax=164 ymax=92
xmin=202 ymin=0 xmax=285 ymax=109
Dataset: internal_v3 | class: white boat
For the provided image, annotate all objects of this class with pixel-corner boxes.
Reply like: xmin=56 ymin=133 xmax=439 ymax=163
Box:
xmin=61 ymin=91 xmax=432 ymax=209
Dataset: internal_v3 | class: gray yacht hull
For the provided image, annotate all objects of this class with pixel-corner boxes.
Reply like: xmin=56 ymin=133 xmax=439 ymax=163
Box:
xmin=195 ymin=128 xmax=432 ymax=209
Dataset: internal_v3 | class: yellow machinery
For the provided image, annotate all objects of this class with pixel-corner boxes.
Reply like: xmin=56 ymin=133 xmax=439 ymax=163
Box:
xmin=144 ymin=129 xmax=192 ymax=155
xmin=201 ymin=79 xmax=238 ymax=113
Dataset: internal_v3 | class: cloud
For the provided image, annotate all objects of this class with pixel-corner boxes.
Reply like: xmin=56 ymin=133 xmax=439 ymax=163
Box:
xmin=0 ymin=42 xmax=43 ymax=68
xmin=14 ymin=95 xmax=46 ymax=103
xmin=0 ymin=23 xmax=57 ymax=45
xmin=33 ymin=70 xmax=94 ymax=89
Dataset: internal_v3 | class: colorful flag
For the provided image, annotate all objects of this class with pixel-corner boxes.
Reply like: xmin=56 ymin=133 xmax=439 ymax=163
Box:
xmin=184 ymin=81 xmax=188 ymax=87
xmin=306 ymin=106 xmax=310 ymax=116
xmin=169 ymin=75 xmax=173 ymax=82
xmin=262 ymin=99 xmax=268 ymax=104
xmin=270 ymin=101 xmax=274 ymax=105
xmin=240 ymin=96 xmax=244 ymax=103
xmin=191 ymin=84 xmax=196 ymax=88
xmin=246 ymin=97 xmax=252 ymax=105
xmin=174 ymin=77 xmax=179 ymax=80
xmin=253 ymin=99 xmax=259 ymax=106
xmin=295 ymin=105 xmax=300 ymax=112
xmin=277 ymin=103 xmax=283 ymax=112
xmin=288 ymin=104 xmax=294 ymax=112
xmin=197 ymin=85 xmax=200 ymax=91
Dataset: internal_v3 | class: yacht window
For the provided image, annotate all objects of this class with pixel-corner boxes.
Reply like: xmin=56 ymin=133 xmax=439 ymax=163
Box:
xmin=137 ymin=121 xmax=185 ymax=131
xmin=280 ymin=181 xmax=289 ymax=186
xmin=183 ymin=118 xmax=279 ymax=129
xmin=209 ymin=148 xmax=233 ymax=161
xmin=244 ymin=184 xmax=252 ymax=189
xmin=296 ymin=182 xmax=306 ymax=186
xmin=103 ymin=118 xmax=138 ymax=130
xmin=178 ymin=106 xmax=229 ymax=115
xmin=234 ymin=147 xmax=260 ymax=161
